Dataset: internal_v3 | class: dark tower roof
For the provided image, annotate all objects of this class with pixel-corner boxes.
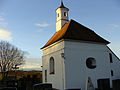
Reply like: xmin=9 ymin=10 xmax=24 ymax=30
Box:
xmin=57 ymin=1 xmax=69 ymax=10
xmin=41 ymin=19 xmax=110 ymax=49
xmin=59 ymin=1 xmax=66 ymax=8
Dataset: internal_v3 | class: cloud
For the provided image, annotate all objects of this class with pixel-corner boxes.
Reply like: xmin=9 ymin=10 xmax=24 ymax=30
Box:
xmin=22 ymin=57 xmax=42 ymax=70
xmin=109 ymin=24 xmax=120 ymax=28
xmin=0 ymin=22 xmax=8 ymax=28
xmin=0 ymin=16 xmax=5 ymax=21
xmin=23 ymin=63 xmax=41 ymax=69
xmin=0 ymin=28 xmax=12 ymax=41
xmin=0 ymin=15 xmax=8 ymax=28
xmin=0 ymin=14 xmax=12 ymax=41
xmin=36 ymin=29 xmax=44 ymax=32
xmin=35 ymin=23 xmax=50 ymax=27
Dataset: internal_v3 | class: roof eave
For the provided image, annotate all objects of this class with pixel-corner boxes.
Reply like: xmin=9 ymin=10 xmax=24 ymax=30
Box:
xmin=41 ymin=39 xmax=64 ymax=50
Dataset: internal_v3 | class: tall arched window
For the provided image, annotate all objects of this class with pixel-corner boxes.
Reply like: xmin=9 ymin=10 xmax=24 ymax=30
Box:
xmin=109 ymin=53 xmax=113 ymax=63
xmin=49 ymin=57 xmax=55 ymax=74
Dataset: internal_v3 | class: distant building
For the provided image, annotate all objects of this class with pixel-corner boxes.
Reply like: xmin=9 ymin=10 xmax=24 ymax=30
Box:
xmin=41 ymin=1 xmax=120 ymax=90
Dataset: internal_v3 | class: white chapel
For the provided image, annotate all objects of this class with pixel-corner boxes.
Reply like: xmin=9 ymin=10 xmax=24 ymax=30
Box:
xmin=41 ymin=2 xmax=120 ymax=90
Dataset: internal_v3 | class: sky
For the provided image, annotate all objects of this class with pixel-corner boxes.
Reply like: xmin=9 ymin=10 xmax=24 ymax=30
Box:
xmin=0 ymin=0 xmax=120 ymax=70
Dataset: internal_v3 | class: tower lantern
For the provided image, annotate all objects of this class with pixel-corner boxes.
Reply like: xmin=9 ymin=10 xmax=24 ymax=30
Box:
xmin=56 ymin=1 xmax=69 ymax=32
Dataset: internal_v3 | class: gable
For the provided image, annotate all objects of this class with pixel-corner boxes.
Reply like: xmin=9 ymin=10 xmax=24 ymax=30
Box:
xmin=107 ymin=46 xmax=120 ymax=61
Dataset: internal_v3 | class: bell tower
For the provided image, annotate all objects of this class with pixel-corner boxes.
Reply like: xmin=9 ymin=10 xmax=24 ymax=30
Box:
xmin=56 ymin=1 xmax=69 ymax=32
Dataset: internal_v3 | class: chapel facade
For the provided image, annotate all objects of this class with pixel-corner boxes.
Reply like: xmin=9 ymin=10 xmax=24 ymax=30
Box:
xmin=41 ymin=2 xmax=120 ymax=90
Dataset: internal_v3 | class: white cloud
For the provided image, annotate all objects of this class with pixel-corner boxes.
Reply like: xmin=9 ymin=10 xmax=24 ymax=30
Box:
xmin=0 ymin=22 xmax=8 ymax=28
xmin=109 ymin=24 xmax=120 ymax=28
xmin=0 ymin=16 xmax=5 ymax=21
xmin=36 ymin=29 xmax=44 ymax=32
xmin=35 ymin=23 xmax=50 ymax=27
xmin=22 ymin=57 xmax=42 ymax=70
xmin=0 ymin=14 xmax=13 ymax=41
xmin=0 ymin=28 xmax=12 ymax=41
xmin=23 ymin=63 xmax=41 ymax=69
xmin=0 ymin=15 xmax=8 ymax=28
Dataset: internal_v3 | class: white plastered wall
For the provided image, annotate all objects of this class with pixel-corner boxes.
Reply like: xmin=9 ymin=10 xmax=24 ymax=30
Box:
xmin=64 ymin=40 xmax=113 ymax=90
xmin=42 ymin=40 xmax=65 ymax=90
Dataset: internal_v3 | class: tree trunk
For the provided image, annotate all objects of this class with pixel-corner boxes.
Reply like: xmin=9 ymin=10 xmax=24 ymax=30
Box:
xmin=1 ymin=71 xmax=9 ymax=80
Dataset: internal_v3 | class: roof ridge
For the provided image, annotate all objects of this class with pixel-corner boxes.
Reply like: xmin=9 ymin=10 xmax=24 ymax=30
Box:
xmin=69 ymin=19 xmax=94 ymax=31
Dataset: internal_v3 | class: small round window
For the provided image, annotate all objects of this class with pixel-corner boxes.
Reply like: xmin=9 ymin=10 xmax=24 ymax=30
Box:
xmin=86 ymin=57 xmax=96 ymax=69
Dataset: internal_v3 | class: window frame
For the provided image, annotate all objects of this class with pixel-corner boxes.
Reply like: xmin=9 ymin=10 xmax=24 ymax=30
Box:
xmin=45 ymin=69 xmax=47 ymax=82
xmin=64 ymin=12 xmax=67 ymax=17
xmin=49 ymin=57 xmax=55 ymax=74
xmin=111 ymin=70 xmax=113 ymax=76
xmin=58 ymin=13 xmax=59 ymax=17
xmin=109 ymin=53 xmax=113 ymax=63
xmin=86 ymin=57 xmax=96 ymax=69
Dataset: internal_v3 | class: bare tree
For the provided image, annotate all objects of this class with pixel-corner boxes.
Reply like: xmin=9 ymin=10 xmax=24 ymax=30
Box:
xmin=0 ymin=41 xmax=25 ymax=80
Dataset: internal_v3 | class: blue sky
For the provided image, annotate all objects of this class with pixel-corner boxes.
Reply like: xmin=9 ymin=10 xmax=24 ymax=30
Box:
xmin=0 ymin=0 xmax=120 ymax=70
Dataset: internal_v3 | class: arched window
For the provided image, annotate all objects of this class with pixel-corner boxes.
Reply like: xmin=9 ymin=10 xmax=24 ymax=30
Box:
xmin=58 ymin=13 xmax=59 ymax=17
xmin=64 ymin=12 xmax=67 ymax=16
xmin=45 ymin=70 xmax=47 ymax=82
xmin=109 ymin=53 xmax=113 ymax=63
xmin=86 ymin=57 xmax=96 ymax=69
xmin=111 ymin=70 xmax=113 ymax=76
xmin=49 ymin=57 xmax=55 ymax=74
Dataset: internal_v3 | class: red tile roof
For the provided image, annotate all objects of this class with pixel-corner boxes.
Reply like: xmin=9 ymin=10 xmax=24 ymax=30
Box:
xmin=41 ymin=19 xmax=110 ymax=49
